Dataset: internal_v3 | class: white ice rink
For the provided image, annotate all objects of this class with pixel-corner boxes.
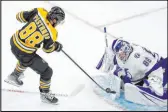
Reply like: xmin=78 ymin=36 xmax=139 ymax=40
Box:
xmin=1 ymin=1 xmax=167 ymax=111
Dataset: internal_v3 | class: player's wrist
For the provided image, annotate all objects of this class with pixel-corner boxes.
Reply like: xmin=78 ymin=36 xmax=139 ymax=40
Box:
xmin=55 ymin=41 xmax=63 ymax=52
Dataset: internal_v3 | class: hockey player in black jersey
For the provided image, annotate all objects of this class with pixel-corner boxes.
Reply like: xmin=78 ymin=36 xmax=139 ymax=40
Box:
xmin=4 ymin=6 xmax=65 ymax=104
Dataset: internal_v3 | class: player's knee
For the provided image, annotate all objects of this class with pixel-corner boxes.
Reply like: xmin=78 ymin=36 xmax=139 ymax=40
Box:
xmin=20 ymin=61 xmax=33 ymax=67
xmin=41 ymin=67 xmax=53 ymax=81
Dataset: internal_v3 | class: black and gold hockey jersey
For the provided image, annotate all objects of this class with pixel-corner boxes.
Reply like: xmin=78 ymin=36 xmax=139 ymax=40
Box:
xmin=12 ymin=8 xmax=58 ymax=54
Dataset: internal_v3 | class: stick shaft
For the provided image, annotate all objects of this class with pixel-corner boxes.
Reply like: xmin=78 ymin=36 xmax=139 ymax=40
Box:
xmin=61 ymin=50 xmax=106 ymax=91
xmin=104 ymin=27 xmax=108 ymax=47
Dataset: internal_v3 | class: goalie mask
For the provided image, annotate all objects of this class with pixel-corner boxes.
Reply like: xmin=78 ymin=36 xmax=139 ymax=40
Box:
xmin=112 ymin=39 xmax=133 ymax=62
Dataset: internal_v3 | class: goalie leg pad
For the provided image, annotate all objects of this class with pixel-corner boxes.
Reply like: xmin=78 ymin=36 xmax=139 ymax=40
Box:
xmin=108 ymin=74 xmax=122 ymax=98
xmin=124 ymin=83 xmax=167 ymax=107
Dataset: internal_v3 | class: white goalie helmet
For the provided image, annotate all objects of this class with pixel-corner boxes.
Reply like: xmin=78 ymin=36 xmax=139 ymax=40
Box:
xmin=112 ymin=39 xmax=133 ymax=62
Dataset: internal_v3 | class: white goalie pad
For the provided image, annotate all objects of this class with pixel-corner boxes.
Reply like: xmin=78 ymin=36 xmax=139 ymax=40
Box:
xmin=100 ymin=47 xmax=115 ymax=73
xmin=108 ymin=74 xmax=122 ymax=98
xmin=124 ymin=83 xmax=167 ymax=107
xmin=91 ymin=73 xmax=122 ymax=100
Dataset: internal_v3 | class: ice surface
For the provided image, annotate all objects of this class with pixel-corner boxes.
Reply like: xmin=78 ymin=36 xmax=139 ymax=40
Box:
xmin=1 ymin=1 xmax=167 ymax=111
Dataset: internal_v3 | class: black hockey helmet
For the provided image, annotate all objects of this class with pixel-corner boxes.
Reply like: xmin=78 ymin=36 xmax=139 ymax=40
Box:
xmin=48 ymin=6 xmax=65 ymax=27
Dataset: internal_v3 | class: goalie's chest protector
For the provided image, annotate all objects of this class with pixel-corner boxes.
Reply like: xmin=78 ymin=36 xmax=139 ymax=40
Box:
xmin=116 ymin=46 xmax=157 ymax=81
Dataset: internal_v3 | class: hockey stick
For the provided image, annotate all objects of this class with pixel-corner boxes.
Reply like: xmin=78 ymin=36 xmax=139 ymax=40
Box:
xmin=61 ymin=49 xmax=116 ymax=94
xmin=104 ymin=27 xmax=108 ymax=47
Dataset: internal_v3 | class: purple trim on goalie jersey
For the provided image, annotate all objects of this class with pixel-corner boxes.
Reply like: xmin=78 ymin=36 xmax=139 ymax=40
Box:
xmin=143 ymin=79 xmax=150 ymax=86
xmin=113 ymin=65 xmax=122 ymax=76
xmin=145 ymin=57 xmax=167 ymax=76
xmin=113 ymin=55 xmax=117 ymax=65
xmin=138 ymin=86 xmax=168 ymax=100
xmin=96 ymin=54 xmax=105 ymax=69
xmin=111 ymin=39 xmax=118 ymax=52
xmin=123 ymin=75 xmax=132 ymax=84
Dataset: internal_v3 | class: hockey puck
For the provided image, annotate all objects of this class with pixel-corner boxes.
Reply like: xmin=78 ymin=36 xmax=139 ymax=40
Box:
xmin=106 ymin=88 xmax=111 ymax=93
xmin=106 ymin=88 xmax=116 ymax=94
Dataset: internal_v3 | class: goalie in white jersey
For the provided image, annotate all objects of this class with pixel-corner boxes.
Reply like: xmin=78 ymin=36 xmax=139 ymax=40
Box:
xmin=96 ymin=38 xmax=167 ymax=106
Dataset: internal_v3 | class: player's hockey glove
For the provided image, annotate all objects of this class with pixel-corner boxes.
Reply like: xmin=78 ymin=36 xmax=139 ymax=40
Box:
xmin=55 ymin=41 xmax=63 ymax=52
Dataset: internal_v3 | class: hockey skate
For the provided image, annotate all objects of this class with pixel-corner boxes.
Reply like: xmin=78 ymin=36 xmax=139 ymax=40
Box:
xmin=4 ymin=71 xmax=24 ymax=87
xmin=40 ymin=90 xmax=59 ymax=105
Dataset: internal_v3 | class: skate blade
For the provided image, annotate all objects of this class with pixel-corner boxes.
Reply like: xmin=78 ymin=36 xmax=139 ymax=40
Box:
xmin=4 ymin=79 xmax=21 ymax=87
xmin=41 ymin=100 xmax=59 ymax=105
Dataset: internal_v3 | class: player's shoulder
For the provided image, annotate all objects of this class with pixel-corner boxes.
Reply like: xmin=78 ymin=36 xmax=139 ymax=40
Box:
xmin=36 ymin=8 xmax=58 ymax=41
xmin=36 ymin=8 xmax=48 ymax=13
xmin=36 ymin=8 xmax=48 ymax=17
xmin=128 ymin=44 xmax=144 ymax=59
xmin=131 ymin=44 xmax=144 ymax=53
xmin=27 ymin=8 xmax=38 ymax=13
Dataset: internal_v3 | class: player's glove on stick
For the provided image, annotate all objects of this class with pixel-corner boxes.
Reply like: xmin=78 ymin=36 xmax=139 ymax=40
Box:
xmin=55 ymin=41 xmax=63 ymax=52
